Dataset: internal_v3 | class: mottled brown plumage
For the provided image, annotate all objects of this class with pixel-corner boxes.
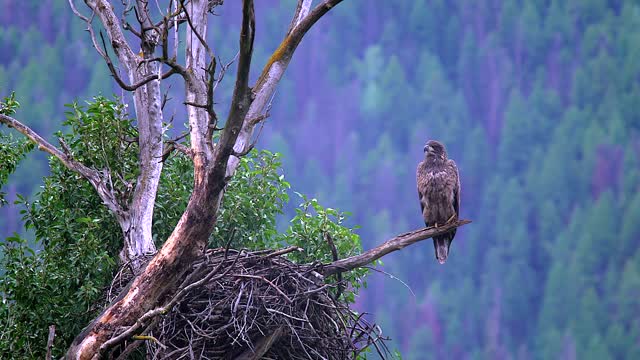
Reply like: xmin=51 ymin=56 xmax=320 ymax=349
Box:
xmin=416 ymin=140 xmax=460 ymax=264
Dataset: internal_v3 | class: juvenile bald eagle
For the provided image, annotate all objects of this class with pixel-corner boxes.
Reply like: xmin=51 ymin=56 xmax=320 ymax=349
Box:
xmin=416 ymin=140 xmax=460 ymax=264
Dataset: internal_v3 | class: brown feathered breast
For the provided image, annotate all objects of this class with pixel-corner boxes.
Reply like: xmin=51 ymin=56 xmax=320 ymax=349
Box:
xmin=416 ymin=158 xmax=460 ymax=226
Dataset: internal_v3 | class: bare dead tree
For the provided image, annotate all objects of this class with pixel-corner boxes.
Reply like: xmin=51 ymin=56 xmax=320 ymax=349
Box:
xmin=0 ymin=1 xmax=471 ymax=358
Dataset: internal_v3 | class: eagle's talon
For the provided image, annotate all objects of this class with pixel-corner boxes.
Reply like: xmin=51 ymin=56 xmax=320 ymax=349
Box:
xmin=446 ymin=214 xmax=456 ymax=224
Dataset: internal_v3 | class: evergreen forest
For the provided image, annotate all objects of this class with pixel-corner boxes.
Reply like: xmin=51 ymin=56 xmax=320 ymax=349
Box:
xmin=1 ymin=1 xmax=640 ymax=358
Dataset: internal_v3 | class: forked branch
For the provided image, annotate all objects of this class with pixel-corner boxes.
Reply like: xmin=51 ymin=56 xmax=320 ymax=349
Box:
xmin=228 ymin=0 xmax=344 ymax=176
xmin=287 ymin=0 xmax=314 ymax=34
xmin=99 ymin=31 xmax=178 ymax=91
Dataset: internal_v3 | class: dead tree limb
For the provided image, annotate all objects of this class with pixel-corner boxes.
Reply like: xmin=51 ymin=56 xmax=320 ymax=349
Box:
xmin=213 ymin=0 xmax=255 ymax=180
xmin=74 ymin=0 xmax=167 ymax=264
xmin=0 ymin=114 xmax=124 ymax=219
xmin=322 ymin=220 xmax=472 ymax=277
xmin=227 ymin=0 xmax=345 ymax=177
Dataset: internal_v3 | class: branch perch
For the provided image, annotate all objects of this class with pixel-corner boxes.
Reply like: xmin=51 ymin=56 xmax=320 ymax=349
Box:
xmin=322 ymin=219 xmax=472 ymax=277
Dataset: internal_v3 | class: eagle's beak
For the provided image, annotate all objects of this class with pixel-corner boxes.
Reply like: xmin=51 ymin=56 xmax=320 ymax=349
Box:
xmin=424 ymin=145 xmax=434 ymax=154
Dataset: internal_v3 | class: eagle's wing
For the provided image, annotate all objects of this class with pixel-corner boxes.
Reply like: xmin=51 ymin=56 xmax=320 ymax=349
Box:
xmin=448 ymin=159 xmax=460 ymax=218
xmin=416 ymin=162 xmax=429 ymax=227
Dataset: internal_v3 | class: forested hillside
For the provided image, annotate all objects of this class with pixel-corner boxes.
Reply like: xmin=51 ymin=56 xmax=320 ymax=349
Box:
xmin=1 ymin=1 xmax=639 ymax=358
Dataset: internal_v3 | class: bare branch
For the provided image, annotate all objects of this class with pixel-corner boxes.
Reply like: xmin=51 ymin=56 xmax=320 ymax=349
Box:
xmin=324 ymin=233 xmax=343 ymax=300
xmin=228 ymin=0 xmax=344 ymax=176
xmin=247 ymin=111 xmax=270 ymax=127
xmin=83 ymin=0 xmax=137 ymax=71
xmin=162 ymin=140 xmax=193 ymax=161
xmin=287 ymin=0 xmax=313 ymax=34
xmin=71 ymin=2 xmax=170 ymax=92
xmin=203 ymin=58 xmax=218 ymax=137
xmin=122 ymin=20 xmax=144 ymax=39
xmin=212 ymin=54 xmax=236 ymax=96
xmin=180 ymin=0 xmax=214 ymax=60
xmin=154 ymin=0 xmax=187 ymax=39
xmin=182 ymin=0 xmax=211 ymax=161
xmin=97 ymin=32 xmax=177 ymax=91
xmin=206 ymin=54 xmax=237 ymax=137
xmin=69 ymin=0 xmax=90 ymax=22
xmin=135 ymin=0 xmax=154 ymax=29
xmin=212 ymin=0 xmax=255 ymax=177
xmin=254 ymin=0 xmax=343 ymax=93
xmin=322 ymin=220 xmax=472 ymax=277
xmin=173 ymin=1 xmax=220 ymax=148
xmin=171 ymin=142 xmax=192 ymax=157
xmin=172 ymin=0 xmax=180 ymax=58
xmin=232 ymin=112 xmax=268 ymax=158
xmin=263 ymin=246 xmax=303 ymax=258
xmin=159 ymin=36 xmax=189 ymax=77
xmin=69 ymin=0 xmax=109 ymax=60
xmin=230 ymin=0 xmax=256 ymax=115
xmin=0 ymin=114 xmax=124 ymax=218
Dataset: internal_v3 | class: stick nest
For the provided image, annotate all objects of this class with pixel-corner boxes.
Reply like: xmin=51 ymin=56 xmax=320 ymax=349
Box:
xmin=108 ymin=247 xmax=388 ymax=359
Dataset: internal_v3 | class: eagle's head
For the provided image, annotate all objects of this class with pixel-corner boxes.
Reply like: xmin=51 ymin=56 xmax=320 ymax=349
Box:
xmin=423 ymin=140 xmax=447 ymax=161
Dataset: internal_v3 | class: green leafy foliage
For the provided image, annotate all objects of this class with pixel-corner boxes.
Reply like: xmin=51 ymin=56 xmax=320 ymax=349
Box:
xmin=0 ymin=92 xmax=20 ymax=116
xmin=0 ymin=136 xmax=33 ymax=206
xmin=0 ymin=184 xmax=115 ymax=358
xmin=153 ymin=149 xmax=194 ymax=244
xmin=211 ymin=150 xmax=290 ymax=249
xmin=60 ymin=97 xmax=140 ymax=204
xmin=0 ymin=93 xmax=34 ymax=206
xmin=280 ymin=194 xmax=369 ymax=303
xmin=0 ymin=97 xmax=131 ymax=358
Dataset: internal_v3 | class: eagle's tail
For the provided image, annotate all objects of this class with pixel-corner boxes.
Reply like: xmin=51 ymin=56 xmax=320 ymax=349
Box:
xmin=433 ymin=228 xmax=456 ymax=264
